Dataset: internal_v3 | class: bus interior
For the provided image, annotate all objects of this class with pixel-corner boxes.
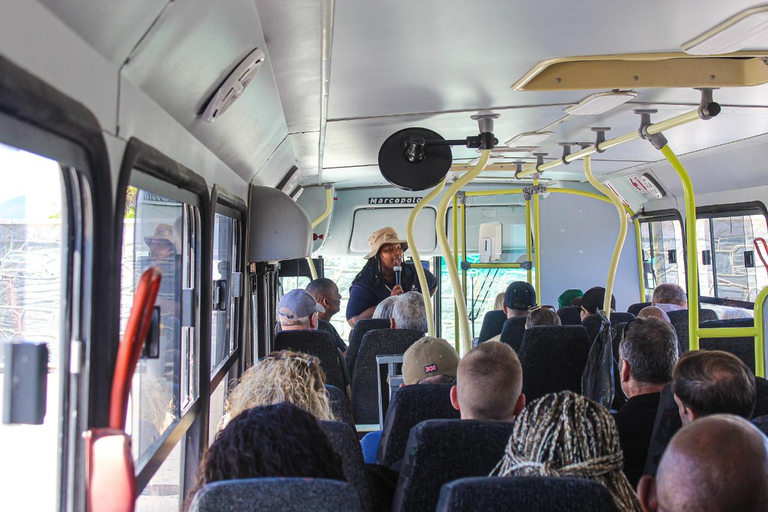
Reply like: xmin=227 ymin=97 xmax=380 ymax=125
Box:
xmin=2 ymin=1 xmax=768 ymax=510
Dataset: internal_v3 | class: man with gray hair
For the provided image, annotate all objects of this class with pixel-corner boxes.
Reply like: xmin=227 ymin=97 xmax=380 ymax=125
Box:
xmin=652 ymin=283 xmax=687 ymax=313
xmin=390 ymin=291 xmax=428 ymax=333
xmin=613 ymin=317 xmax=679 ymax=487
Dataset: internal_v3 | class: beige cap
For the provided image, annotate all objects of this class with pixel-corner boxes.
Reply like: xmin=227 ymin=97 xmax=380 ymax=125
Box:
xmin=402 ymin=337 xmax=460 ymax=385
xmin=144 ymin=223 xmax=174 ymax=247
xmin=364 ymin=227 xmax=409 ymax=259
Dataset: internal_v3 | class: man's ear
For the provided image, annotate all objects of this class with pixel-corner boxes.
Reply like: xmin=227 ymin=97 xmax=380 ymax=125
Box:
xmin=620 ymin=359 xmax=631 ymax=384
xmin=502 ymin=304 xmax=509 ymax=316
xmin=637 ymin=475 xmax=658 ymax=512
xmin=390 ymin=317 xmax=396 ymax=329
xmin=514 ymin=393 xmax=526 ymax=417
xmin=310 ymin=312 xmax=319 ymax=329
xmin=450 ymin=385 xmax=460 ymax=411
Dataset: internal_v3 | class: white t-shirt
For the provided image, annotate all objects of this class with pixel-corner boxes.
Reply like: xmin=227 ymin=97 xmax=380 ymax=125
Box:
xmin=655 ymin=303 xmax=685 ymax=313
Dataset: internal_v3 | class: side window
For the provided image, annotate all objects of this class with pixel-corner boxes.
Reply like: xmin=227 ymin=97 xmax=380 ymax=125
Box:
xmin=211 ymin=213 xmax=239 ymax=374
xmin=698 ymin=212 xmax=768 ymax=302
xmin=0 ymin=143 xmax=66 ymax=511
xmin=640 ymin=218 xmax=686 ymax=299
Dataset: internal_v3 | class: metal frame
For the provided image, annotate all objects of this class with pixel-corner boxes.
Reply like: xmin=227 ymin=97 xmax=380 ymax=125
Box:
xmin=114 ymin=138 xmax=212 ymax=495
xmin=209 ymin=185 xmax=247 ymax=393
xmin=0 ymin=56 xmax=115 ymax=512
xmin=637 ymin=209 xmax=687 ymax=297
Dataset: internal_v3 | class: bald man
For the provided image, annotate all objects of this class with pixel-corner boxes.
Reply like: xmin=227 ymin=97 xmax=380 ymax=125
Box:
xmin=637 ymin=305 xmax=671 ymax=324
xmin=638 ymin=415 xmax=768 ymax=512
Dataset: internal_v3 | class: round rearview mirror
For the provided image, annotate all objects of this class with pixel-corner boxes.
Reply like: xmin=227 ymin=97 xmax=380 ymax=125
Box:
xmin=378 ymin=127 xmax=452 ymax=191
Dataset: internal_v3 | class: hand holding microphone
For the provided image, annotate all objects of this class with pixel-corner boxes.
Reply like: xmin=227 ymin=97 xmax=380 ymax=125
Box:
xmin=393 ymin=265 xmax=402 ymax=286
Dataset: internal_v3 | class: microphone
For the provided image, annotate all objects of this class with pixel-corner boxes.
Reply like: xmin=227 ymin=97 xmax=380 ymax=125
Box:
xmin=393 ymin=265 xmax=402 ymax=286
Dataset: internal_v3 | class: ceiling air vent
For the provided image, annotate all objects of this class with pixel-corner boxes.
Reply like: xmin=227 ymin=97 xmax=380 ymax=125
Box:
xmin=202 ymin=48 xmax=265 ymax=122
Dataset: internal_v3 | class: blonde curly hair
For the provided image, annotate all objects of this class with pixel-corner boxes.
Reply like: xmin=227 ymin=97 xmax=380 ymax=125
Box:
xmin=222 ymin=350 xmax=335 ymax=428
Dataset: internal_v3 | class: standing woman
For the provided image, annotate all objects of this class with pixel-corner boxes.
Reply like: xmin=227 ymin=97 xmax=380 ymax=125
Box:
xmin=346 ymin=227 xmax=438 ymax=327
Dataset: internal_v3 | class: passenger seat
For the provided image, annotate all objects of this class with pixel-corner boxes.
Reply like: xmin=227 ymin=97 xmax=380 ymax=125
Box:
xmin=346 ymin=318 xmax=390 ymax=377
xmin=274 ymin=330 xmax=348 ymax=390
xmin=478 ymin=310 xmax=506 ymax=343
xmin=498 ymin=316 xmax=528 ymax=351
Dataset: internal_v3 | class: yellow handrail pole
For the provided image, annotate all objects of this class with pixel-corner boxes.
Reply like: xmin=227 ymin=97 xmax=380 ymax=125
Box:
xmin=465 ymin=188 xmax=525 ymax=197
xmin=753 ymin=285 xmax=767 ymax=377
xmin=406 ymin=180 xmax=446 ymax=337
xmin=525 ymin=197 xmax=532 ymax=284
xmin=516 ymin=110 xmax=702 ymax=179
xmin=635 ymin=219 xmax=646 ymax=301
xmin=659 ymin=144 xmax=700 ymax=350
xmin=453 ymin=194 xmax=459 ymax=350
xmin=532 ymin=177 xmax=542 ymax=301
xmin=583 ymin=156 xmax=628 ymax=313
xmin=460 ymin=196 xmax=467 ymax=307
xmin=306 ymin=187 xmax=334 ymax=280
xmin=436 ymin=151 xmax=491 ymax=355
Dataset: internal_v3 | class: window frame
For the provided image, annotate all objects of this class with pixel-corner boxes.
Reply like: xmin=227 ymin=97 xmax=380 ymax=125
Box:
xmin=0 ymin=56 xmax=114 ymax=512
xmin=114 ymin=137 xmax=212 ymax=495
xmin=637 ymin=209 xmax=687 ymax=297
xmin=695 ymin=201 xmax=768 ymax=307
xmin=209 ymin=185 xmax=246 ymax=393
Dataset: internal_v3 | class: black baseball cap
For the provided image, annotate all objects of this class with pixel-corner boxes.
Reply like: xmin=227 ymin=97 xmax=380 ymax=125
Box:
xmin=581 ymin=286 xmax=616 ymax=314
xmin=504 ymin=281 xmax=536 ymax=311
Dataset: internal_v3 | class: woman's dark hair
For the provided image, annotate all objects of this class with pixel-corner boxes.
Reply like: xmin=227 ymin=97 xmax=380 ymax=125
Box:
xmin=352 ymin=253 xmax=384 ymax=287
xmin=185 ymin=403 xmax=344 ymax=510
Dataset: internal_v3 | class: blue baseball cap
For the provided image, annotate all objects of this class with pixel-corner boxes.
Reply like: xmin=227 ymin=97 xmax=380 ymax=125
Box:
xmin=504 ymin=281 xmax=536 ymax=311
xmin=278 ymin=289 xmax=325 ymax=319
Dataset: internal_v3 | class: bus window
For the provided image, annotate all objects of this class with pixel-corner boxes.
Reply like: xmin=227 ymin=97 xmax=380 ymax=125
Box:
xmin=136 ymin=441 xmax=182 ymax=511
xmin=640 ymin=218 xmax=686 ymax=300
xmin=121 ymin=186 xmax=199 ymax=461
xmin=0 ymin=143 xmax=65 ymax=510
xmin=698 ymin=213 xmax=768 ymax=302
xmin=208 ymin=368 xmax=234 ymax=445
xmin=211 ymin=213 xmax=239 ymax=374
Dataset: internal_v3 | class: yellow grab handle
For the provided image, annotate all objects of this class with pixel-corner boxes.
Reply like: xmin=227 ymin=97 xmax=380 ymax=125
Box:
xmin=307 ymin=187 xmax=334 ymax=281
xmin=406 ymin=180 xmax=446 ymax=337
xmin=659 ymin=144 xmax=700 ymax=350
xmin=436 ymin=150 xmax=490 ymax=355
xmin=583 ymin=156 xmax=627 ymax=313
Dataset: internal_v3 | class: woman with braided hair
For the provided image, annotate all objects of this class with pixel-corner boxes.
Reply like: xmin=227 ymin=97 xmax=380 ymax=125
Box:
xmin=492 ymin=391 xmax=642 ymax=512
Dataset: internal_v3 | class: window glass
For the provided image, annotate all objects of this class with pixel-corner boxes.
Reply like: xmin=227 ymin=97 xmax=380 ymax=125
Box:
xmin=701 ymin=213 xmax=768 ymax=301
xmin=211 ymin=213 xmax=238 ymax=374
xmin=447 ymin=204 xmax=528 ymax=259
xmin=696 ymin=218 xmax=715 ymax=298
xmin=640 ymin=218 xmax=686 ymax=299
xmin=208 ymin=369 xmax=234 ymax=446
xmin=0 ymin=143 xmax=64 ymax=510
xmin=439 ymin=256 xmax=528 ymax=344
xmin=122 ymin=186 xmax=192 ymax=460
xmin=135 ymin=440 xmax=182 ymax=512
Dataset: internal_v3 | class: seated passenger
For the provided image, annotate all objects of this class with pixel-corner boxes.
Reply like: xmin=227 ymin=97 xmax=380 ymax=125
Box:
xmin=525 ymin=305 xmax=561 ymax=329
xmin=346 ymin=227 xmax=437 ymax=327
xmin=614 ymin=318 xmax=678 ymax=487
xmin=278 ymin=288 xmax=351 ymax=392
xmin=307 ymin=277 xmax=347 ymax=355
xmin=373 ymin=296 xmax=398 ymax=320
xmin=402 ymin=336 xmax=460 ymax=385
xmin=222 ymin=350 xmax=335 ymax=429
xmin=638 ymin=415 xmax=768 ymax=512
xmin=390 ymin=291 xmax=428 ymax=333
xmin=493 ymin=391 xmax=641 ymax=512
xmin=637 ymin=305 xmax=671 ymax=324
xmin=557 ymin=288 xmax=583 ymax=309
xmin=185 ymin=403 xmax=345 ymax=511
xmin=651 ymin=283 xmax=687 ymax=313
xmin=672 ymin=349 xmax=756 ymax=424
xmin=450 ymin=341 xmax=525 ymax=420
xmin=493 ymin=292 xmax=505 ymax=311
xmin=487 ymin=281 xmax=537 ymax=342
xmin=580 ymin=286 xmax=617 ymax=321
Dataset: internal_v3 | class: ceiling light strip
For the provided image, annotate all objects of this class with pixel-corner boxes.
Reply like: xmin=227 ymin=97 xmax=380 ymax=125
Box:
xmin=317 ymin=0 xmax=335 ymax=186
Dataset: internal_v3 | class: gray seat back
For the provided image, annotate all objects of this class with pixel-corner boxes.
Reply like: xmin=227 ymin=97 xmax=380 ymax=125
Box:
xmin=377 ymin=384 xmax=459 ymax=467
xmin=699 ymin=317 xmax=754 ymax=371
xmin=351 ymin=329 xmax=423 ymax=424
xmin=325 ymin=384 xmax=353 ymax=427
xmin=187 ymin=478 xmax=363 ymax=512
xmin=478 ymin=310 xmax=507 ymax=342
xmin=346 ymin=318 xmax=390 ymax=376
xmin=498 ymin=316 xmax=528 ymax=352
xmin=519 ymin=325 xmax=591 ymax=402
xmin=556 ymin=306 xmax=582 ymax=326
xmin=668 ymin=309 xmax=718 ymax=352
xmin=318 ymin=421 xmax=373 ymax=510
xmin=627 ymin=302 xmax=652 ymax=316
xmin=274 ymin=330 xmax=346 ymax=389
xmin=436 ymin=476 xmax=619 ymax=512
xmin=391 ymin=419 xmax=514 ymax=512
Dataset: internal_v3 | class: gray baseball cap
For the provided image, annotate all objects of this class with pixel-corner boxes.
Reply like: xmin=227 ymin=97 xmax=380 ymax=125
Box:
xmin=278 ymin=289 xmax=325 ymax=319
